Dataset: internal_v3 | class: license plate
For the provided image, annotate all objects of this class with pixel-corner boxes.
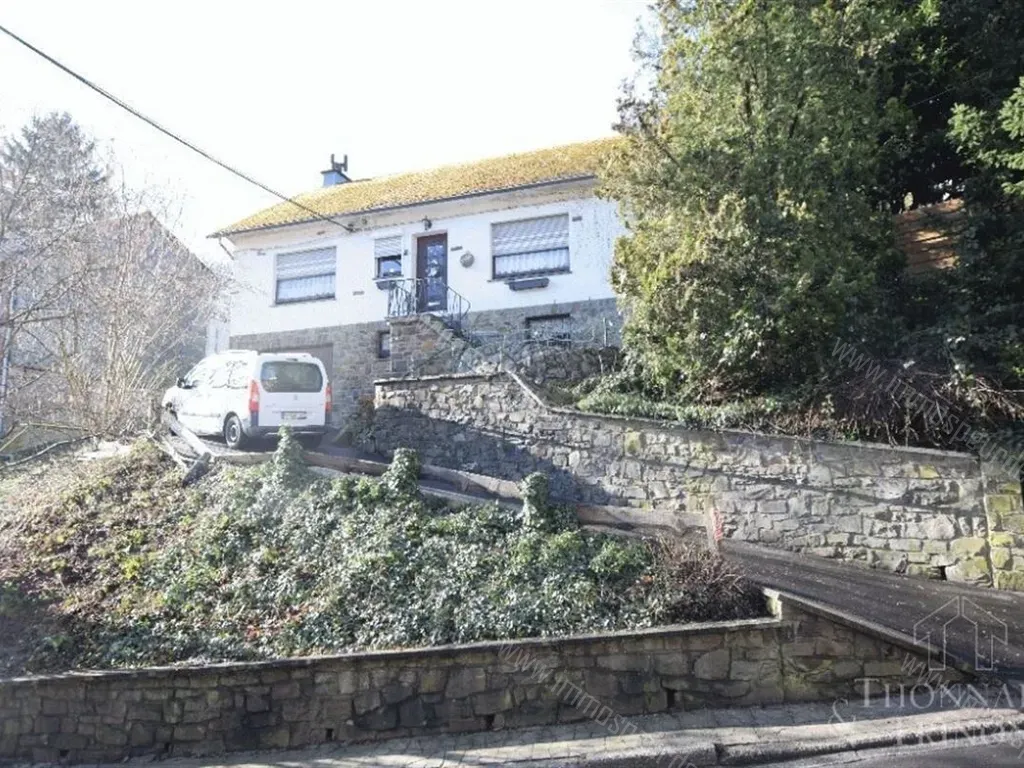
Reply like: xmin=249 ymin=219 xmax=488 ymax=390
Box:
xmin=280 ymin=411 xmax=307 ymax=421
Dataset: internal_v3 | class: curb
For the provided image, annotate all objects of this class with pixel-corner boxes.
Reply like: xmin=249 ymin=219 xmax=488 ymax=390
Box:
xmin=528 ymin=713 xmax=1024 ymax=768
xmin=715 ymin=713 xmax=1024 ymax=766
xmin=81 ymin=713 xmax=1024 ymax=768
xmin=553 ymin=739 xmax=719 ymax=767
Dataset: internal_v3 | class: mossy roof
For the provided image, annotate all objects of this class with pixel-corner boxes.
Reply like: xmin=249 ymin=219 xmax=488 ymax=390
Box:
xmin=212 ymin=137 xmax=621 ymax=238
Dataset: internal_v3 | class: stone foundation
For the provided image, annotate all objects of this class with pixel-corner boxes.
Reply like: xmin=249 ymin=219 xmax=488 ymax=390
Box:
xmin=387 ymin=315 xmax=480 ymax=377
xmin=387 ymin=312 xmax=622 ymax=384
xmin=231 ymin=321 xmax=392 ymax=425
xmin=464 ymin=298 xmax=621 ymax=343
xmin=0 ymin=592 xmax=958 ymax=764
xmin=231 ymin=298 xmax=622 ymax=424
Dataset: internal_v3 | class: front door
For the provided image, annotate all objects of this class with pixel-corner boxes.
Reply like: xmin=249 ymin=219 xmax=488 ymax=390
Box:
xmin=416 ymin=234 xmax=448 ymax=313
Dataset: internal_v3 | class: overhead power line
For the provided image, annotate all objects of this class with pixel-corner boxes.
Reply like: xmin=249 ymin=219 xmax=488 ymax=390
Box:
xmin=0 ymin=22 xmax=353 ymax=234
xmin=905 ymin=67 xmax=995 ymax=110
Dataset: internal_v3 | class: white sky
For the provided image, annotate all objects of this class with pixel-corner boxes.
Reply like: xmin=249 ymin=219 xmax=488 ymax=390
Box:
xmin=0 ymin=0 xmax=649 ymax=264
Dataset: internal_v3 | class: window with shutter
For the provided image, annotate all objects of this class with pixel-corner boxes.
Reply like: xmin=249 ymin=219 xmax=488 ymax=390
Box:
xmin=526 ymin=313 xmax=572 ymax=343
xmin=374 ymin=236 xmax=403 ymax=279
xmin=491 ymin=214 xmax=570 ymax=279
xmin=275 ymin=248 xmax=336 ymax=303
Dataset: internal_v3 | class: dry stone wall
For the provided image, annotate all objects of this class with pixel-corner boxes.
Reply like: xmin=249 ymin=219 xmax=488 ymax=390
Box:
xmin=0 ymin=595 xmax=956 ymax=764
xmin=370 ymin=373 xmax=1024 ymax=589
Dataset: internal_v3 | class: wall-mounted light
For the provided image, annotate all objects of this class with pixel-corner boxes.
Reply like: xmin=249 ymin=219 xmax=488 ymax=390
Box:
xmin=422 ymin=217 xmax=432 ymax=231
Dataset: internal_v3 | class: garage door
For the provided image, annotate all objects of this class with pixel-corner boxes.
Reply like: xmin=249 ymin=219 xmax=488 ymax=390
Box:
xmin=260 ymin=344 xmax=334 ymax=381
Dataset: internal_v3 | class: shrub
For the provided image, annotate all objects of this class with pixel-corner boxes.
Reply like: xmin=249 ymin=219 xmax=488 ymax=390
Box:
xmin=2 ymin=439 xmax=765 ymax=672
xmin=645 ymin=538 xmax=766 ymax=624
xmin=382 ymin=447 xmax=421 ymax=499
xmin=604 ymin=1 xmax=901 ymax=401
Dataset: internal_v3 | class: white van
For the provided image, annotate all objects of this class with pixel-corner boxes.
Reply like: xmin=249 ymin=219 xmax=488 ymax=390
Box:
xmin=162 ymin=350 xmax=331 ymax=449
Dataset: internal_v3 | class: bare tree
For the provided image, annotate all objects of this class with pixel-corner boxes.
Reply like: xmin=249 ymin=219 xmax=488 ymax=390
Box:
xmin=0 ymin=112 xmax=224 ymax=446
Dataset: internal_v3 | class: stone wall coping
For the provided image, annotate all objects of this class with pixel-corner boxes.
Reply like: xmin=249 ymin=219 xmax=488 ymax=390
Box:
xmin=0 ymin=598 xmax=783 ymax=687
xmin=374 ymin=371 xmax=496 ymax=385
xmin=374 ymin=369 xmax=979 ymax=464
xmin=771 ymin=587 xmax=980 ymax=679
xmin=767 ymin=588 xmax=936 ymax=668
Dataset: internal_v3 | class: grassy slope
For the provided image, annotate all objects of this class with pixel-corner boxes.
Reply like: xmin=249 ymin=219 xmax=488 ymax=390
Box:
xmin=0 ymin=442 xmax=204 ymax=675
xmin=0 ymin=437 xmax=764 ymax=675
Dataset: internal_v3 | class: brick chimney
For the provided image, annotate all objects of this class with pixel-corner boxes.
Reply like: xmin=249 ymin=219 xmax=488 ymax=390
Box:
xmin=321 ymin=154 xmax=351 ymax=187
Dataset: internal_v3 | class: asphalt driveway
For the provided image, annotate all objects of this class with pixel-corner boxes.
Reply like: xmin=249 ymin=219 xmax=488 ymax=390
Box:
xmin=722 ymin=540 xmax=1024 ymax=683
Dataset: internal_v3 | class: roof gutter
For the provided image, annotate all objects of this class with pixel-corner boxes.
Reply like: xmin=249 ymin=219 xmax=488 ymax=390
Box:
xmin=209 ymin=174 xmax=598 ymax=240
xmin=216 ymin=237 xmax=235 ymax=261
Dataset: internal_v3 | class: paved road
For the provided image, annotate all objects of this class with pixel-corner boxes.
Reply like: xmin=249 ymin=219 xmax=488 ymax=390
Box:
xmin=722 ymin=541 xmax=1024 ymax=682
xmin=103 ymin=701 xmax=1024 ymax=768
xmin=760 ymin=738 xmax=1024 ymax=766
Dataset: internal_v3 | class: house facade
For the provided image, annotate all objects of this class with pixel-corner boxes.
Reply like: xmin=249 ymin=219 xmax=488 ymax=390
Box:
xmin=214 ymin=138 xmax=625 ymax=423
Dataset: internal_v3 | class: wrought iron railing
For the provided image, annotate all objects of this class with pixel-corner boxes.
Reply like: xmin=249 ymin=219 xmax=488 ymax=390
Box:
xmin=385 ymin=278 xmax=470 ymax=330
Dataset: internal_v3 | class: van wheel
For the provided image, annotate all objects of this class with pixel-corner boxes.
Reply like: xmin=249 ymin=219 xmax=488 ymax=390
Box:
xmin=224 ymin=415 xmax=249 ymax=450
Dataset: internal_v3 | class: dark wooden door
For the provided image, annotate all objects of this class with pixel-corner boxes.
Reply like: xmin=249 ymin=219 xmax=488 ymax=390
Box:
xmin=416 ymin=234 xmax=448 ymax=312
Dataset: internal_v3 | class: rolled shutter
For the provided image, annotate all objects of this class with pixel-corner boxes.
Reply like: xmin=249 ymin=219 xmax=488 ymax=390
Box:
xmin=492 ymin=214 xmax=569 ymax=256
xmin=492 ymin=214 xmax=570 ymax=278
xmin=276 ymin=248 xmax=336 ymax=279
xmin=275 ymin=248 xmax=336 ymax=302
xmin=374 ymin=236 xmax=402 ymax=258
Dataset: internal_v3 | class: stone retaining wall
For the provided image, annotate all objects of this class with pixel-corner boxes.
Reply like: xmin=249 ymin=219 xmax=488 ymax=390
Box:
xmin=370 ymin=372 xmax=1024 ymax=589
xmin=0 ymin=593 xmax=955 ymax=764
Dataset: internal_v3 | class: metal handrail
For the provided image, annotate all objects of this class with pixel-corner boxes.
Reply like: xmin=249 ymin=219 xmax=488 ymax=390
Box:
xmin=385 ymin=278 xmax=471 ymax=330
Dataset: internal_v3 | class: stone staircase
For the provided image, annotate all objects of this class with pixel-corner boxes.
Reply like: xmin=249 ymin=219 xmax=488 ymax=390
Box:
xmin=387 ymin=312 xmax=500 ymax=377
xmin=387 ymin=311 xmax=619 ymax=385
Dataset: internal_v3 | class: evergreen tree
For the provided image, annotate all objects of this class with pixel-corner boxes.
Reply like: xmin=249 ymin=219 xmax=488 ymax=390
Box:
xmin=605 ymin=0 xmax=903 ymax=399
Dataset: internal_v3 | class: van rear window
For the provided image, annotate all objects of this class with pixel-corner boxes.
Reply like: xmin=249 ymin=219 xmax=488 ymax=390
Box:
xmin=260 ymin=361 xmax=324 ymax=393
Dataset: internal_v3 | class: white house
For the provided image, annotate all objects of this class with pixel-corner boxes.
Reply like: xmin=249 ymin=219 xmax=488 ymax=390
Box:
xmin=213 ymin=137 xmax=625 ymax=422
